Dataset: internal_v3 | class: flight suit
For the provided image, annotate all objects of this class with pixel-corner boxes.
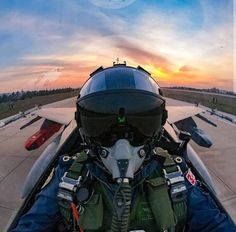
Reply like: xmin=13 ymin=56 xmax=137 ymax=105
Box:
xmin=12 ymin=155 xmax=236 ymax=232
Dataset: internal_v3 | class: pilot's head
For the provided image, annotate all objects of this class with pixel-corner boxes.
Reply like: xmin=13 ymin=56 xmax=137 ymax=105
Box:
xmin=75 ymin=63 xmax=167 ymax=180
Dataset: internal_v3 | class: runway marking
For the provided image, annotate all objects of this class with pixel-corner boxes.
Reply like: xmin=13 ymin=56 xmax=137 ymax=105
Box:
xmin=222 ymin=196 xmax=236 ymax=203
xmin=0 ymin=156 xmax=29 ymax=184
xmin=206 ymin=167 xmax=236 ymax=196
xmin=0 ymin=205 xmax=15 ymax=211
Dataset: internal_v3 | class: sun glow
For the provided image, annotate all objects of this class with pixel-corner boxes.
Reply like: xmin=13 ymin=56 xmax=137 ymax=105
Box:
xmin=0 ymin=0 xmax=233 ymax=93
xmin=143 ymin=65 xmax=168 ymax=79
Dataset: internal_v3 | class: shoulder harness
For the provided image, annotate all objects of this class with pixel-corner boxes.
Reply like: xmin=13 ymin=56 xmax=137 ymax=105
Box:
xmin=154 ymin=147 xmax=187 ymax=230
xmin=57 ymin=148 xmax=187 ymax=232
xmin=57 ymin=151 xmax=89 ymax=232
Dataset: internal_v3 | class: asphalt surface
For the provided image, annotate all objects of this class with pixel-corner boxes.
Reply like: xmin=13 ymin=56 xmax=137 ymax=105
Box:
xmin=0 ymin=97 xmax=77 ymax=231
xmin=0 ymin=96 xmax=236 ymax=231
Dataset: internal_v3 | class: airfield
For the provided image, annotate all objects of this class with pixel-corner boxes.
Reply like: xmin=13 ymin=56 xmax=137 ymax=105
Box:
xmin=0 ymin=96 xmax=236 ymax=231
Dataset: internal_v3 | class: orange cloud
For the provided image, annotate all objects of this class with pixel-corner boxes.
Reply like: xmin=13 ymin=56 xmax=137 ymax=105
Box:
xmin=114 ymin=37 xmax=172 ymax=69
xmin=178 ymin=65 xmax=198 ymax=72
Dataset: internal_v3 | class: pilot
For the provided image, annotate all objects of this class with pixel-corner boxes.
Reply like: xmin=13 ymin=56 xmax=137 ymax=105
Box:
xmin=12 ymin=64 xmax=236 ymax=232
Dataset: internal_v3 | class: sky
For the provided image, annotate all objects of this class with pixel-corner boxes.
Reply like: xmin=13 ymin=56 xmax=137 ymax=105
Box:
xmin=0 ymin=0 xmax=234 ymax=93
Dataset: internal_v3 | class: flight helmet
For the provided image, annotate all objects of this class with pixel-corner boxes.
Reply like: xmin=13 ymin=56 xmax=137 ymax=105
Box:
xmin=75 ymin=63 xmax=167 ymax=147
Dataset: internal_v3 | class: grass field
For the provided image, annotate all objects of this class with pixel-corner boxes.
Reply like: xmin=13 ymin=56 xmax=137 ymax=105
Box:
xmin=162 ymin=88 xmax=236 ymax=115
xmin=0 ymin=90 xmax=80 ymax=120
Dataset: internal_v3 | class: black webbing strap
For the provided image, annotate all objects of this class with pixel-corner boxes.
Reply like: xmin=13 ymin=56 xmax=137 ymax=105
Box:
xmin=155 ymin=147 xmax=187 ymax=230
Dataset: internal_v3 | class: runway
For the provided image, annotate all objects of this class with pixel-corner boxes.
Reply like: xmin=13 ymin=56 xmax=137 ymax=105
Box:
xmin=167 ymin=98 xmax=236 ymax=222
xmin=0 ymin=97 xmax=77 ymax=231
xmin=0 ymin=96 xmax=235 ymax=230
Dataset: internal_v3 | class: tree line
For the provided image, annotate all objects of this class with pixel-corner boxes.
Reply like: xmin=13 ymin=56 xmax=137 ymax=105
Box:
xmin=165 ymin=87 xmax=236 ymax=96
xmin=0 ymin=88 xmax=79 ymax=104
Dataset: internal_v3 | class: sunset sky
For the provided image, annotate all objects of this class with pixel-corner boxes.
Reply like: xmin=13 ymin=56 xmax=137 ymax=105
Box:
xmin=0 ymin=0 xmax=234 ymax=93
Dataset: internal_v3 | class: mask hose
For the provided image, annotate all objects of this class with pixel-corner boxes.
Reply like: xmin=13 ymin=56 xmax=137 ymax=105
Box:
xmin=111 ymin=180 xmax=131 ymax=232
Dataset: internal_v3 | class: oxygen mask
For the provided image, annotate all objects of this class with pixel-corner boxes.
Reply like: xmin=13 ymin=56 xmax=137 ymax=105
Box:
xmin=100 ymin=139 xmax=146 ymax=180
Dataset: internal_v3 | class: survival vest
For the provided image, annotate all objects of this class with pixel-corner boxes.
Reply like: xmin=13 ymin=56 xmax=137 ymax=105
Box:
xmin=57 ymin=148 xmax=187 ymax=232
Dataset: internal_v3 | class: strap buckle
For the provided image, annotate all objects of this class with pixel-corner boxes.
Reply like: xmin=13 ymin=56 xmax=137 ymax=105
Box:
xmin=170 ymin=182 xmax=187 ymax=201
xmin=57 ymin=172 xmax=82 ymax=202
xmin=163 ymin=166 xmax=187 ymax=200
xmin=163 ymin=166 xmax=184 ymax=185
xmin=59 ymin=172 xmax=82 ymax=191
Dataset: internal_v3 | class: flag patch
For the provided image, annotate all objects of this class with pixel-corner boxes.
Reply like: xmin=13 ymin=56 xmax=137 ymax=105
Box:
xmin=186 ymin=169 xmax=196 ymax=185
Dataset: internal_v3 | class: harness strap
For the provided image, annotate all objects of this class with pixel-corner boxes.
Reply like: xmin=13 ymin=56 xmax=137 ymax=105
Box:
xmin=58 ymin=149 xmax=187 ymax=231
xmin=156 ymin=147 xmax=178 ymax=173
xmin=66 ymin=151 xmax=87 ymax=179
xmin=57 ymin=151 xmax=88 ymax=231
xmin=146 ymin=176 xmax=176 ymax=231
xmin=155 ymin=147 xmax=187 ymax=230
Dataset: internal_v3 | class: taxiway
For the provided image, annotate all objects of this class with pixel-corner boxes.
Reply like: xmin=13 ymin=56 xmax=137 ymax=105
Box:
xmin=0 ymin=96 xmax=235 ymax=231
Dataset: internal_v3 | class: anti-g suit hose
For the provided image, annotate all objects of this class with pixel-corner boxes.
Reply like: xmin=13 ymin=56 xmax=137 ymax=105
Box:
xmin=111 ymin=181 xmax=131 ymax=232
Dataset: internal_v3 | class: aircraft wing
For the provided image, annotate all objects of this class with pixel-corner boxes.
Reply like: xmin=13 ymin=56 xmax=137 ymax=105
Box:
xmin=166 ymin=105 xmax=217 ymax=148
xmin=166 ymin=106 xmax=203 ymax=124
xmin=34 ymin=106 xmax=203 ymax=126
xmin=20 ymin=107 xmax=76 ymax=150
xmin=33 ymin=107 xmax=75 ymax=125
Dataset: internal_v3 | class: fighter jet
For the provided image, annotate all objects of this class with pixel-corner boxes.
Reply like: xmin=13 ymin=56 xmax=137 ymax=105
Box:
xmin=6 ymin=64 xmax=233 ymax=230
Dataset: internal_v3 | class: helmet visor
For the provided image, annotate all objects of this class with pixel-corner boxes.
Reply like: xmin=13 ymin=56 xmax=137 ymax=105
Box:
xmin=80 ymin=66 xmax=161 ymax=97
xmin=77 ymin=90 xmax=166 ymax=146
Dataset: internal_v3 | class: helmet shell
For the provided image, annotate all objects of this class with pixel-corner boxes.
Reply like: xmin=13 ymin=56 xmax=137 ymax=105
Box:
xmin=76 ymin=65 xmax=167 ymax=145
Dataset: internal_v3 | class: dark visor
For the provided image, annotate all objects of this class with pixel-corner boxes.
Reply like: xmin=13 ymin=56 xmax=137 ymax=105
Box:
xmin=77 ymin=66 xmax=165 ymax=146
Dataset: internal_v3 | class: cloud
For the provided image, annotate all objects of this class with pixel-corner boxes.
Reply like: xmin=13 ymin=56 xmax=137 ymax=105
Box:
xmin=33 ymin=67 xmax=63 ymax=89
xmin=0 ymin=1 xmax=233 ymax=92
xmin=0 ymin=12 xmax=64 ymax=40
xmin=0 ymin=5 xmax=115 ymax=67
xmin=0 ymin=61 xmax=99 ymax=93
xmin=88 ymin=0 xmax=137 ymax=9
xmin=179 ymin=65 xmax=198 ymax=72
xmin=114 ymin=37 xmax=171 ymax=67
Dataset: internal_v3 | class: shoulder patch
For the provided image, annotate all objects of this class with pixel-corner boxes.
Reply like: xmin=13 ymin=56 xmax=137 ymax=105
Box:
xmin=186 ymin=169 xmax=196 ymax=185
